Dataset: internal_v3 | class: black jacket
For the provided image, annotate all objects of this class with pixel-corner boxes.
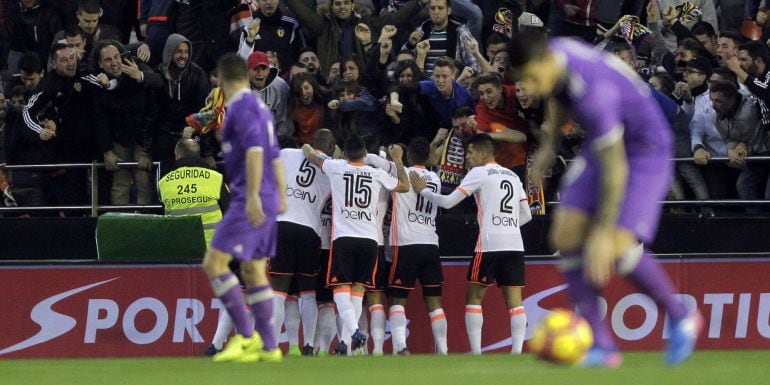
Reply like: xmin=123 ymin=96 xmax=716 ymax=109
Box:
xmin=4 ymin=1 xmax=63 ymax=63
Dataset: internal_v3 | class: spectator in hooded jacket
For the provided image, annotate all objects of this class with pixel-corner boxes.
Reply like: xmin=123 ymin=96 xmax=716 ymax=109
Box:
xmin=153 ymin=33 xmax=210 ymax=173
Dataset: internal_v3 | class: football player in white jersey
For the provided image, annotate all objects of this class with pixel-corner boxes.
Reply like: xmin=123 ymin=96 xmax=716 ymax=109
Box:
xmin=379 ymin=137 xmax=448 ymax=355
xmin=271 ymin=129 xmax=335 ymax=356
xmin=302 ymin=136 xmax=409 ymax=355
xmin=410 ymin=133 xmax=532 ymax=355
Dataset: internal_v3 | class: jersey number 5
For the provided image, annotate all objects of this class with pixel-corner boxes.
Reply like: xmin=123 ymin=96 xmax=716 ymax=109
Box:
xmin=296 ymin=159 xmax=316 ymax=187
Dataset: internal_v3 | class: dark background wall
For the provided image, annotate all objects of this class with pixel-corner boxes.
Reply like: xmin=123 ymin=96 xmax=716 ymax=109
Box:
xmin=1 ymin=214 xmax=768 ymax=261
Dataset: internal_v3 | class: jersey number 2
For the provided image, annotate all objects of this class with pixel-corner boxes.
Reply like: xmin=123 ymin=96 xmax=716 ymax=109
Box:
xmin=500 ymin=180 xmax=514 ymax=214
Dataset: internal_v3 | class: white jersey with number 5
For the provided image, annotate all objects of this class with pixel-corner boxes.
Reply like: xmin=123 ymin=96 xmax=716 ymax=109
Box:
xmin=278 ymin=148 xmax=331 ymax=236
xmin=391 ymin=166 xmax=441 ymax=246
xmin=457 ymin=163 xmax=527 ymax=252
xmin=322 ymin=159 xmax=400 ymax=242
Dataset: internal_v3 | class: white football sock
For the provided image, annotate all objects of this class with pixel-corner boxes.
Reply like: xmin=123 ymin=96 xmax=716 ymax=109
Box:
xmin=430 ymin=308 xmax=448 ymax=355
xmin=465 ymin=305 xmax=483 ymax=355
xmin=509 ymin=306 xmax=526 ymax=354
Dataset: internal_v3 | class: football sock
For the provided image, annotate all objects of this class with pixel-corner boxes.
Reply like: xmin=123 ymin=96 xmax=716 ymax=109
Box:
xmin=465 ymin=305 xmax=483 ymax=355
xmin=272 ymin=291 xmax=287 ymax=344
xmin=212 ymin=309 xmax=234 ymax=350
xmin=333 ymin=288 xmax=357 ymax=344
xmin=429 ymin=308 xmax=448 ymax=354
xmin=509 ymin=306 xmax=526 ymax=354
xmin=563 ymin=263 xmax=616 ymax=351
xmin=626 ymin=251 xmax=688 ymax=322
xmin=300 ymin=292 xmax=318 ymax=347
xmin=285 ymin=297 xmax=300 ymax=348
xmin=315 ymin=303 xmax=337 ymax=353
xmin=369 ymin=304 xmax=386 ymax=354
xmin=389 ymin=305 xmax=407 ymax=352
xmin=246 ymin=285 xmax=277 ymax=350
xmin=351 ymin=292 xmax=364 ymax=325
xmin=210 ymin=272 xmax=252 ymax=337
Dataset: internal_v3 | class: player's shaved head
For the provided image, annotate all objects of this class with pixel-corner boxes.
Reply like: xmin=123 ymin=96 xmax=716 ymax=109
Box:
xmin=407 ymin=137 xmax=431 ymax=166
xmin=508 ymin=30 xmax=548 ymax=72
xmin=313 ymin=128 xmax=336 ymax=156
xmin=175 ymin=138 xmax=201 ymax=159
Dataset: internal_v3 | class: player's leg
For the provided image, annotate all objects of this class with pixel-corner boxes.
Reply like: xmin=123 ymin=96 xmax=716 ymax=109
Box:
xmin=550 ymin=207 xmax=621 ymax=367
xmin=497 ymin=251 xmax=526 ymax=354
xmin=203 ymin=248 xmax=262 ymax=362
xmin=314 ymin=249 xmax=336 ymax=356
xmin=241 ymin=258 xmax=281 ymax=361
xmin=284 ymin=292 xmax=301 ymax=356
xmin=207 ymin=309 xmax=234 ymax=355
xmin=269 ymin=275 xmax=291 ymax=353
xmin=328 ymin=238 xmax=358 ymax=354
xmin=501 ymin=286 xmax=525 ymax=354
xmin=420 ymin=245 xmax=447 ymax=355
xmin=387 ymin=245 xmax=412 ymax=354
xmin=348 ymin=238 xmax=380 ymax=353
xmin=270 ymin=222 xmax=298 ymax=352
xmin=295 ymin=228 xmax=322 ymax=355
xmin=465 ymin=251 xmax=493 ymax=355
xmin=366 ymin=247 xmax=389 ymax=355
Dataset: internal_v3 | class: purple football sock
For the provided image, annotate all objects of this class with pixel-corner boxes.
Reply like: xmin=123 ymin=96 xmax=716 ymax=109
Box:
xmin=211 ymin=272 xmax=253 ymax=337
xmin=563 ymin=265 xmax=617 ymax=351
xmin=626 ymin=252 xmax=688 ymax=322
xmin=246 ymin=284 xmax=277 ymax=351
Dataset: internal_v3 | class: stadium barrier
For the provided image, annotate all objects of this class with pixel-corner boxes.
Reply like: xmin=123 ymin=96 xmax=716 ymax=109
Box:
xmin=1 ymin=255 xmax=769 ymax=358
xmin=96 ymin=213 xmax=206 ymax=262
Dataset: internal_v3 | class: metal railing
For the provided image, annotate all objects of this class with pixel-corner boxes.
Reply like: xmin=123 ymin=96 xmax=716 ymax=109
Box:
xmin=1 ymin=155 xmax=770 ymax=216
xmin=0 ymin=161 xmax=163 ymax=217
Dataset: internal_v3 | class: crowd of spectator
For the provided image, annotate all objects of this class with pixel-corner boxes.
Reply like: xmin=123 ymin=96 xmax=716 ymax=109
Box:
xmin=0 ymin=0 xmax=769 ymax=216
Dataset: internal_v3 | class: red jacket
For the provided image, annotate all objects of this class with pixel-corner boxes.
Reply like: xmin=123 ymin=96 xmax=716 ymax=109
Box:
xmin=556 ymin=0 xmax=598 ymax=27
xmin=475 ymin=85 xmax=530 ymax=169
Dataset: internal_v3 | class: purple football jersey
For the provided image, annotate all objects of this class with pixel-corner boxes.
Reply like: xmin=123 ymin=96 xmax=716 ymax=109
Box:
xmin=221 ymin=89 xmax=281 ymax=214
xmin=550 ymin=38 xmax=673 ymax=161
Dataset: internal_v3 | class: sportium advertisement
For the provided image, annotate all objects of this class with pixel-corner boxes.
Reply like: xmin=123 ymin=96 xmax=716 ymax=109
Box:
xmin=1 ymin=258 xmax=769 ymax=358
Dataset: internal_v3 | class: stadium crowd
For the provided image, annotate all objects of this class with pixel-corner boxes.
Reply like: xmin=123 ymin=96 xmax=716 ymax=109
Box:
xmin=0 ymin=0 xmax=766 ymax=360
xmin=0 ymin=0 xmax=769 ymax=215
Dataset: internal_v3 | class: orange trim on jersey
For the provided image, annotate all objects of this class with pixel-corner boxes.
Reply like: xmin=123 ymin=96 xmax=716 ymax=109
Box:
xmin=388 ymin=246 xmax=400 ymax=284
xmin=370 ymin=251 xmax=379 ymax=288
xmin=474 ymin=198 xmax=484 ymax=253
xmin=509 ymin=308 xmax=526 ymax=316
xmin=430 ymin=313 xmax=447 ymax=322
xmin=389 ymin=191 xmax=399 ymax=247
xmin=369 ymin=304 xmax=385 ymax=312
xmin=457 ymin=186 xmax=471 ymax=197
xmin=351 ymin=291 xmax=365 ymax=299
xmin=464 ymin=307 xmax=483 ymax=314
xmin=485 ymin=162 xmax=498 ymax=166
xmin=412 ymin=165 xmax=427 ymax=169
xmin=349 ymin=161 xmax=365 ymax=166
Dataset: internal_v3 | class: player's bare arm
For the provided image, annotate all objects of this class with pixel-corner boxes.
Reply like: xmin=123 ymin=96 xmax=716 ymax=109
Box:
xmin=585 ymin=136 xmax=629 ymax=287
xmin=246 ymin=147 xmax=266 ymax=226
xmin=389 ymin=145 xmax=411 ymax=193
xmin=301 ymin=143 xmax=325 ymax=167
xmin=273 ymin=158 xmax=287 ymax=214
xmin=488 ymin=128 xmax=527 ymax=144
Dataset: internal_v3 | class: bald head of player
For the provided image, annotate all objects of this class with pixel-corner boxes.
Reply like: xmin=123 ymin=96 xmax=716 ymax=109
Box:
xmin=508 ymin=32 xmax=564 ymax=99
xmin=175 ymin=138 xmax=201 ymax=160
xmin=312 ymin=129 xmax=337 ymax=156
xmin=466 ymin=133 xmax=496 ymax=168
xmin=217 ymin=53 xmax=250 ymax=102
xmin=343 ymin=135 xmax=366 ymax=162
xmin=407 ymin=137 xmax=431 ymax=167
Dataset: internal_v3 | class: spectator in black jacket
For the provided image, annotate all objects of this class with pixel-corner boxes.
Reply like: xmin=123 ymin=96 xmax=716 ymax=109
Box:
xmin=21 ymin=43 xmax=99 ymax=209
xmin=727 ymin=40 xmax=770 ymax=133
xmin=237 ymin=0 xmax=305 ymax=73
xmin=153 ymin=33 xmax=210 ymax=173
xmin=91 ymin=40 xmax=162 ymax=205
xmin=4 ymin=0 xmax=64 ymax=71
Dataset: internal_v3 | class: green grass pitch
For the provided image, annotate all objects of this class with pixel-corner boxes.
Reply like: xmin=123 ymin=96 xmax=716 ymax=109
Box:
xmin=2 ymin=351 xmax=767 ymax=385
